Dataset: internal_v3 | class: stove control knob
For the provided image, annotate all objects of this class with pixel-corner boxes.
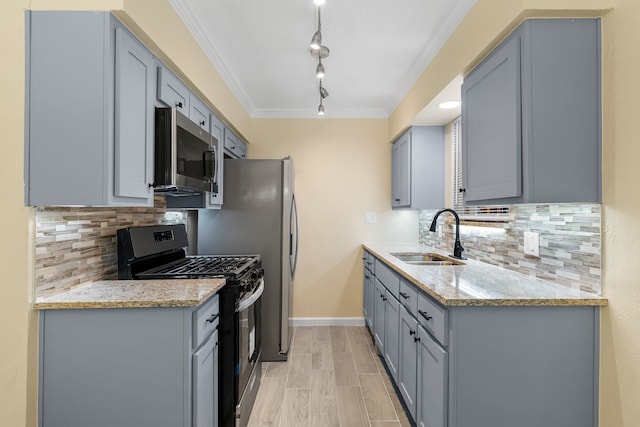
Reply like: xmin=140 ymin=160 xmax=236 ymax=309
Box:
xmin=251 ymin=268 xmax=264 ymax=280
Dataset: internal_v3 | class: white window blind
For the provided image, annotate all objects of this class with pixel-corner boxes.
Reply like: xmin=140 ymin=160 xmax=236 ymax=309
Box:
xmin=451 ymin=117 xmax=510 ymax=221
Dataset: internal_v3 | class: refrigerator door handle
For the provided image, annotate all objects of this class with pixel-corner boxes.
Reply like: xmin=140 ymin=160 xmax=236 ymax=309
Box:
xmin=290 ymin=193 xmax=299 ymax=278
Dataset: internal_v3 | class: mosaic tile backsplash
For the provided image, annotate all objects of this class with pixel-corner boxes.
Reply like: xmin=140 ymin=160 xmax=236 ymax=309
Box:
xmin=419 ymin=204 xmax=601 ymax=295
xmin=34 ymin=197 xmax=187 ymax=296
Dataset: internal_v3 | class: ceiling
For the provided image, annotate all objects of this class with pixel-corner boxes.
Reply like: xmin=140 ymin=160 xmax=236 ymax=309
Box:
xmin=169 ymin=0 xmax=476 ymax=121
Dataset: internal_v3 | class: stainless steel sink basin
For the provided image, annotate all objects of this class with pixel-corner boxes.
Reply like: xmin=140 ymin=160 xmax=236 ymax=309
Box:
xmin=390 ymin=252 xmax=465 ymax=266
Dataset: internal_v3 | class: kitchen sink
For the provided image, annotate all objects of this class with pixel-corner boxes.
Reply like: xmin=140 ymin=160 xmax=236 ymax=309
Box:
xmin=390 ymin=252 xmax=465 ymax=266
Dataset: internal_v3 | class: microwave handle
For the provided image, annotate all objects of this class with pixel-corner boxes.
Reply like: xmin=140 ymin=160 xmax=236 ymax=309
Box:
xmin=203 ymin=150 xmax=216 ymax=183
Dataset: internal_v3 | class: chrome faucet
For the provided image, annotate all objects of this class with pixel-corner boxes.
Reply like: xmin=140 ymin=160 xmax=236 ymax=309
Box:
xmin=429 ymin=208 xmax=465 ymax=259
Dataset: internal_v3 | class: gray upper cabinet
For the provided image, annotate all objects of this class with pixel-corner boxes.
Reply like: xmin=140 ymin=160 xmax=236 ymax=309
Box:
xmin=461 ymin=35 xmax=522 ymax=202
xmin=26 ymin=11 xmax=155 ymax=206
xmin=462 ymin=18 xmax=601 ymax=204
xmin=224 ymin=128 xmax=247 ymax=159
xmin=157 ymin=65 xmax=190 ymax=114
xmin=157 ymin=65 xmax=211 ymax=131
xmin=391 ymin=126 xmax=445 ymax=210
xmin=190 ymin=96 xmax=211 ymax=131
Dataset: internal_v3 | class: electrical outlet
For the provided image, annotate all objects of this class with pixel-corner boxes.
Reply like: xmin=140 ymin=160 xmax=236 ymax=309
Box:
xmin=364 ymin=211 xmax=376 ymax=224
xmin=523 ymin=231 xmax=540 ymax=257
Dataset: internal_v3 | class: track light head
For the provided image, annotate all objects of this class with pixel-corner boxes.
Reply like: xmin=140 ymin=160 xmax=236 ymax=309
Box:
xmin=310 ymin=30 xmax=322 ymax=50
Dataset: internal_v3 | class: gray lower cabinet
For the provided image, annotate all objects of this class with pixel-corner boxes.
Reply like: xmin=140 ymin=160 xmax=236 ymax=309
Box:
xmin=383 ymin=292 xmax=400 ymax=383
xmin=367 ymin=256 xmax=599 ymax=427
xmin=416 ymin=324 xmax=447 ymax=427
xmin=363 ymin=262 xmax=375 ymax=330
xmin=462 ymin=18 xmax=601 ymax=204
xmin=391 ymin=126 xmax=445 ymax=210
xmin=39 ymin=295 xmax=220 ymax=427
xmin=398 ymin=305 xmax=418 ymax=420
xmin=373 ymin=279 xmax=386 ymax=352
xmin=193 ymin=330 xmax=219 ymax=427
xmin=26 ymin=11 xmax=155 ymax=206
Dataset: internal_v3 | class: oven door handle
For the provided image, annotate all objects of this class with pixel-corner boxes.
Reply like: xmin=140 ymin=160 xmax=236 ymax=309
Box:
xmin=237 ymin=278 xmax=264 ymax=312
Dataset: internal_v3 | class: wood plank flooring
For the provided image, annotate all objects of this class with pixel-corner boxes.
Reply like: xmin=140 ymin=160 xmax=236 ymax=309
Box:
xmin=248 ymin=326 xmax=412 ymax=427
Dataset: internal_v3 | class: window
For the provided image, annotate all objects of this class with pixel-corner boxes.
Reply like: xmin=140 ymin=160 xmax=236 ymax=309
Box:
xmin=451 ymin=117 xmax=510 ymax=221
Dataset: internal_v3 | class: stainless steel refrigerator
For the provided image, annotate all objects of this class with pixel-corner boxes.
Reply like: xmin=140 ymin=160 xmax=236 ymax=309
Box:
xmin=198 ymin=157 xmax=298 ymax=361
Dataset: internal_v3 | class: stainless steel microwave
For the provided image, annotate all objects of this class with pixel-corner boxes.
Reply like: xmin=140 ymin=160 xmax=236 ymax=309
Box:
xmin=153 ymin=107 xmax=217 ymax=195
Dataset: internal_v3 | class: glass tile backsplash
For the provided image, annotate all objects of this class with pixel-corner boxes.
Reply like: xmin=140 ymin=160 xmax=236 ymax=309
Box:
xmin=34 ymin=197 xmax=187 ymax=296
xmin=419 ymin=204 xmax=601 ymax=295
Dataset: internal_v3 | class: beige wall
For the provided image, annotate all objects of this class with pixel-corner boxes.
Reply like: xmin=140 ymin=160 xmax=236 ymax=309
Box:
xmin=2 ymin=0 xmax=639 ymax=425
xmin=249 ymin=119 xmax=418 ymax=318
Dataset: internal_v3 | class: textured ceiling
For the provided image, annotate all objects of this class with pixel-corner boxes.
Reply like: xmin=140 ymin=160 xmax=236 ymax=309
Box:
xmin=170 ymin=0 xmax=475 ymax=119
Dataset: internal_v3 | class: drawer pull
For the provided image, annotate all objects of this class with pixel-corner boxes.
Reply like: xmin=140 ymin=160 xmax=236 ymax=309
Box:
xmin=418 ymin=310 xmax=432 ymax=321
xmin=409 ymin=329 xmax=416 ymax=336
xmin=176 ymin=101 xmax=183 ymax=108
xmin=205 ymin=314 xmax=219 ymax=324
xmin=365 ymin=275 xmax=370 ymax=279
xmin=399 ymin=292 xmax=409 ymax=299
xmin=414 ymin=336 xmax=421 ymax=343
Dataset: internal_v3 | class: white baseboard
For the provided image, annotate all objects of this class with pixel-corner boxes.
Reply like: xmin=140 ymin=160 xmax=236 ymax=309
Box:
xmin=290 ymin=317 xmax=366 ymax=327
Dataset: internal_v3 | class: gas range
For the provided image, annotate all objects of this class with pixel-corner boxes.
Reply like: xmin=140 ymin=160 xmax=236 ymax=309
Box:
xmin=116 ymin=224 xmax=263 ymax=427
xmin=116 ymin=224 xmax=261 ymax=282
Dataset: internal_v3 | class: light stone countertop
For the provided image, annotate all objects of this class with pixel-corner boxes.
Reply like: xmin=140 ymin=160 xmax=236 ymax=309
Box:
xmin=363 ymin=243 xmax=607 ymax=307
xmin=33 ymin=279 xmax=226 ymax=310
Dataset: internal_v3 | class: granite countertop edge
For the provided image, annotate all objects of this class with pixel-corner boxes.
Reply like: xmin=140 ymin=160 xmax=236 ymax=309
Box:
xmin=363 ymin=243 xmax=608 ymax=307
xmin=33 ymin=279 xmax=226 ymax=310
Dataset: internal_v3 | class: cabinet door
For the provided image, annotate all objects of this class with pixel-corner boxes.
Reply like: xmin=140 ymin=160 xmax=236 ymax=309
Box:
xmin=462 ymin=35 xmax=522 ymax=202
xmin=114 ymin=26 xmax=154 ymax=203
xmin=416 ymin=325 xmax=448 ymax=427
xmin=157 ymin=65 xmax=190 ymax=114
xmin=373 ymin=279 xmax=386 ymax=352
xmin=190 ymin=95 xmax=210 ymax=130
xmin=364 ymin=269 xmax=375 ymax=331
xmin=399 ymin=305 xmax=418 ymax=421
xmin=193 ymin=330 xmax=218 ymax=427
xmin=391 ymin=132 xmax=410 ymax=207
xmin=384 ymin=293 xmax=400 ymax=383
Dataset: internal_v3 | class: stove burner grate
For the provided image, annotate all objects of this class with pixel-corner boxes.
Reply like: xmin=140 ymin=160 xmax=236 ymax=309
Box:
xmin=139 ymin=255 xmax=258 ymax=278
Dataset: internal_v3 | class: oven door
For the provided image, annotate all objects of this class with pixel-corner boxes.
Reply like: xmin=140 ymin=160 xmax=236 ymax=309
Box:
xmin=237 ymin=278 xmax=263 ymax=395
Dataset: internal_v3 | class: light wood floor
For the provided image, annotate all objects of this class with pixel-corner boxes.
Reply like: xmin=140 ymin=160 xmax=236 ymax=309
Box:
xmin=247 ymin=326 xmax=412 ymax=427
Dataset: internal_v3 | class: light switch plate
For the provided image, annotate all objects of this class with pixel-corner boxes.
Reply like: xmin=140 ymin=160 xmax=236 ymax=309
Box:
xmin=523 ymin=231 xmax=540 ymax=257
xmin=364 ymin=211 xmax=376 ymax=224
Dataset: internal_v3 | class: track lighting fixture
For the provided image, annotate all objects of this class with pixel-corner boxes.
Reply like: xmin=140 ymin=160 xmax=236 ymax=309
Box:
xmin=310 ymin=1 xmax=330 ymax=115
xmin=316 ymin=61 xmax=325 ymax=79
xmin=320 ymin=85 xmax=329 ymax=99
xmin=310 ymin=8 xmax=322 ymax=50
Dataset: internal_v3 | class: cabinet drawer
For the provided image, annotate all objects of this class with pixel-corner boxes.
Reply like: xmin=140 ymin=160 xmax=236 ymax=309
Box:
xmin=193 ymin=294 xmax=219 ymax=349
xmin=399 ymin=279 xmax=418 ymax=317
xmin=417 ymin=292 xmax=448 ymax=346
xmin=363 ymin=251 xmax=375 ymax=274
xmin=375 ymin=260 xmax=400 ymax=299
